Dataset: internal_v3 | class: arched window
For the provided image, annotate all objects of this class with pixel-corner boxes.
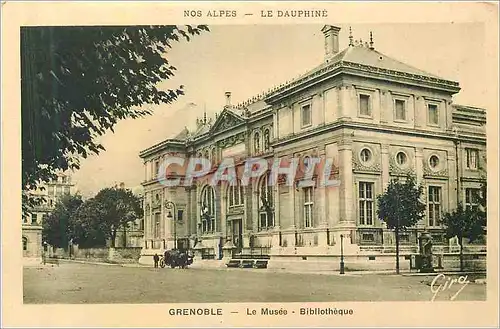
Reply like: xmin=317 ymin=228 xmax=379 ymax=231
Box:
xmin=227 ymin=181 xmax=245 ymax=208
xmin=22 ymin=237 xmax=28 ymax=251
xmin=254 ymin=132 xmax=260 ymax=154
xmin=264 ymin=129 xmax=270 ymax=151
xmin=258 ymin=175 xmax=274 ymax=230
xmin=200 ymin=185 xmax=216 ymax=233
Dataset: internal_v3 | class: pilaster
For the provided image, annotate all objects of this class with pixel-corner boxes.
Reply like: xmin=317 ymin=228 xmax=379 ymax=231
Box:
xmin=339 ymin=138 xmax=354 ymax=224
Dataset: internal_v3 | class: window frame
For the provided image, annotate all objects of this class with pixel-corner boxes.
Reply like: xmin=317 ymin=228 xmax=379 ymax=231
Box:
xmin=427 ymin=103 xmax=440 ymax=126
xmin=394 ymin=98 xmax=407 ymax=122
xmin=227 ymin=181 xmax=245 ymax=209
xmin=427 ymin=186 xmax=442 ymax=227
xmin=358 ymin=93 xmax=372 ymax=117
xmin=300 ymin=103 xmax=312 ymax=128
xmin=359 ymin=147 xmax=373 ymax=165
xmin=465 ymin=148 xmax=479 ymax=170
xmin=258 ymin=175 xmax=274 ymax=230
xmin=429 ymin=155 xmax=440 ymax=171
xmin=465 ymin=188 xmax=480 ymax=212
xmin=201 ymin=185 xmax=216 ymax=234
xmin=395 ymin=151 xmax=409 ymax=168
xmin=358 ymin=181 xmax=375 ymax=226
xmin=303 ymin=186 xmax=314 ymax=228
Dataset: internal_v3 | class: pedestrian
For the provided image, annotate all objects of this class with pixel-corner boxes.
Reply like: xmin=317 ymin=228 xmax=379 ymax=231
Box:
xmin=153 ymin=253 xmax=159 ymax=268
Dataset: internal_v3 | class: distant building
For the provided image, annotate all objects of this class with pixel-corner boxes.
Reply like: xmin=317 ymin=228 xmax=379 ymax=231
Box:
xmin=114 ymin=183 xmax=145 ymax=248
xmin=22 ymin=171 xmax=75 ymax=265
xmin=138 ymin=26 xmax=486 ymax=270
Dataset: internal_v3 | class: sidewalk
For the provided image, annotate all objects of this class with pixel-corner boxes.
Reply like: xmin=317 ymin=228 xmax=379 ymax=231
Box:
xmin=52 ymin=258 xmax=487 ymax=282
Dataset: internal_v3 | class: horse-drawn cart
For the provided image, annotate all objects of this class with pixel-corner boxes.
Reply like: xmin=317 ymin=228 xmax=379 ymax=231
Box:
xmin=159 ymin=249 xmax=194 ymax=269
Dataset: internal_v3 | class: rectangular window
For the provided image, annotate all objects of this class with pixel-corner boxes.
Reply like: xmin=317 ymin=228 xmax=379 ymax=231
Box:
xmin=301 ymin=104 xmax=312 ymax=127
xmin=395 ymin=99 xmax=406 ymax=121
xmin=48 ymin=185 xmax=54 ymax=196
xmin=177 ymin=209 xmax=184 ymax=222
xmin=466 ymin=148 xmax=479 ymax=170
xmin=465 ymin=188 xmax=480 ymax=212
xmin=428 ymin=186 xmax=441 ymax=227
xmin=303 ymin=187 xmax=314 ymax=228
xmin=359 ymin=182 xmax=374 ymax=226
xmin=154 ymin=160 xmax=160 ymax=178
xmin=359 ymin=94 xmax=371 ymax=116
xmin=56 ymin=185 xmax=62 ymax=196
xmin=428 ymin=104 xmax=439 ymax=125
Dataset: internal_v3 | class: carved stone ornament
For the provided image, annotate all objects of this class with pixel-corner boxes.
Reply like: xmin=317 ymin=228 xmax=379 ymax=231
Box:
xmin=389 ymin=149 xmax=415 ymax=176
xmin=423 ymin=154 xmax=448 ymax=178
xmin=212 ymin=110 xmax=245 ymax=135
xmin=218 ymin=132 xmax=246 ymax=149
xmin=352 ymin=145 xmax=381 ymax=173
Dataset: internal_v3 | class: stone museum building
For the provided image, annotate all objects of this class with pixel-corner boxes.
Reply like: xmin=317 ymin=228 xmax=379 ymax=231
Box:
xmin=138 ymin=26 xmax=486 ymax=270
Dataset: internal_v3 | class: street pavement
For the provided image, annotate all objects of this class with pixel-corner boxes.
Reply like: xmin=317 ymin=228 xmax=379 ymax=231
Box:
xmin=23 ymin=263 xmax=486 ymax=304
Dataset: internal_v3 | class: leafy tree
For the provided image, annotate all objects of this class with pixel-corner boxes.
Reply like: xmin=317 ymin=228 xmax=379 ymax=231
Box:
xmin=441 ymin=203 xmax=485 ymax=271
xmin=22 ymin=25 xmax=209 ymax=213
xmin=377 ymin=175 xmax=426 ymax=274
xmin=42 ymin=194 xmax=83 ymax=248
xmin=71 ymin=197 xmax=108 ymax=248
xmin=92 ymin=187 xmax=143 ymax=248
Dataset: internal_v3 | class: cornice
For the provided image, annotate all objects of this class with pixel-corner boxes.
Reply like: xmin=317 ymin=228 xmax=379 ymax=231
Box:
xmin=264 ymin=61 xmax=460 ymax=104
xmin=273 ymin=120 xmax=486 ymax=149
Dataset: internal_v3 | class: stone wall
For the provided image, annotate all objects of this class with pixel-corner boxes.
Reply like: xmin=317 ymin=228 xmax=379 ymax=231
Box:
xmin=49 ymin=246 xmax=142 ymax=263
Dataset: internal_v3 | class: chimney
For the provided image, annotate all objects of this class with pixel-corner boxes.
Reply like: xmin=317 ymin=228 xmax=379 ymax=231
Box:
xmin=225 ymin=91 xmax=232 ymax=107
xmin=321 ymin=25 xmax=341 ymax=61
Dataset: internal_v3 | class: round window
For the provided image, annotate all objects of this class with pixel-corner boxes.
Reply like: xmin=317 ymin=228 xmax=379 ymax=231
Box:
xmin=396 ymin=152 xmax=408 ymax=167
xmin=429 ymin=155 xmax=440 ymax=169
xmin=360 ymin=148 xmax=372 ymax=163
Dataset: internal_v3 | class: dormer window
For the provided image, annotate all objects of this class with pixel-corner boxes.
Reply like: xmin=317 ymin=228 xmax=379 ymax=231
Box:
xmin=301 ymin=104 xmax=312 ymax=127
xmin=359 ymin=94 xmax=371 ymax=116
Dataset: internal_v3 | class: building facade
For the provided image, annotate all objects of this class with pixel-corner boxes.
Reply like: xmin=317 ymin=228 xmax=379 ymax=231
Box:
xmin=22 ymin=171 xmax=76 ymax=264
xmin=138 ymin=26 xmax=486 ymax=270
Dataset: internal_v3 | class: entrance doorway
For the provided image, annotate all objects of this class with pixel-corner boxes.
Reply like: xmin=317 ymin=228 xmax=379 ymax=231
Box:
xmin=232 ymin=218 xmax=243 ymax=253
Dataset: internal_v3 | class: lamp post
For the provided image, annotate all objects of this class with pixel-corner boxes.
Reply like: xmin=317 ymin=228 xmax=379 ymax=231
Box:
xmin=165 ymin=201 xmax=177 ymax=249
xmin=340 ymin=234 xmax=345 ymax=274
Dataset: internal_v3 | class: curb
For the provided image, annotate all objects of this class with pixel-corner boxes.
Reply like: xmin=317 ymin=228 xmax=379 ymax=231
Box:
xmin=58 ymin=259 xmax=148 ymax=268
xmin=51 ymin=259 xmax=488 ymax=279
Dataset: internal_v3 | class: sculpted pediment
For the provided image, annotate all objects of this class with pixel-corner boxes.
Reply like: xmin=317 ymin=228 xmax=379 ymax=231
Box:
xmin=210 ymin=109 xmax=246 ymax=135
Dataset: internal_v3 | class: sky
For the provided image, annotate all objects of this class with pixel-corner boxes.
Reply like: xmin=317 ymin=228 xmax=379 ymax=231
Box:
xmin=71 ymin=23 xmax=487 ymax=198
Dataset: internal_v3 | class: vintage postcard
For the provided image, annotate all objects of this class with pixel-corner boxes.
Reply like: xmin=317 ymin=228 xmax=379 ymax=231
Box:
xmin=2 ymin=1 xmax=499 ymax=327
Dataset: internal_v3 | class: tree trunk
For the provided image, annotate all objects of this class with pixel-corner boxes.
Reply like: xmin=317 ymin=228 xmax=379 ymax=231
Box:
xmin=111 ymin=230 xmax=117 ymax=248
xmin=395 ymin=226 xmax=400 ymax=274
xmin=122 ymin=224 xmax=127 ymax=248
xmin=459 ymin=235 xmax=464 ymax=272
